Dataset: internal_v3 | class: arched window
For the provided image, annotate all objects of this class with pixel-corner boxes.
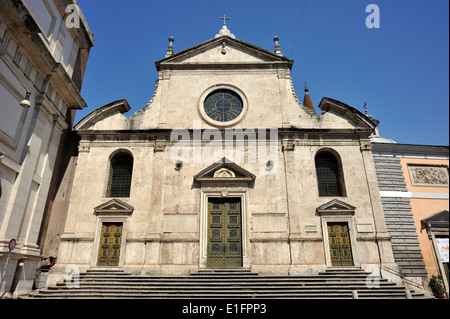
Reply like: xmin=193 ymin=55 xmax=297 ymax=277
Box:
xmin=315 ymin=151 xmax=345 ymax=197
xmin=107 ymin=153 xmax=133 ymax=197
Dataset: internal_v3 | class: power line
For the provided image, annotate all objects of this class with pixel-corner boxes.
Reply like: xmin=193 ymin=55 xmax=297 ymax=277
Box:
xmin=290 ymin=0 xmax=308 ymax=58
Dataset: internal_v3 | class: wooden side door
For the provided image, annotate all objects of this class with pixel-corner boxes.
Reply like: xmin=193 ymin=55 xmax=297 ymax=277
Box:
xmin=328 ymin=222 xmax=353 ymax=266
xmin=97 ymin=222 xmax=123 ymax=266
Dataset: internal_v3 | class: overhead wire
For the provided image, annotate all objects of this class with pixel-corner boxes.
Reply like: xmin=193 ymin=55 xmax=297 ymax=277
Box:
xmin=290 ymin=0 xmax=308 ymax=58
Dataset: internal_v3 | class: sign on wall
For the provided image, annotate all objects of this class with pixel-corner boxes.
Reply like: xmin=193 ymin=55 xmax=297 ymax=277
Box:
xmin=436 ymin=238 xmax=449 ymax=263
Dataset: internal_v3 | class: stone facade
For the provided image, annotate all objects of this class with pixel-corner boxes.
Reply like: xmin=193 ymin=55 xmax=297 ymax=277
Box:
xmin=0 ymin=0 xmax=93 ymax=297
xmin=47 ymin=26 xmax=398 ymax=286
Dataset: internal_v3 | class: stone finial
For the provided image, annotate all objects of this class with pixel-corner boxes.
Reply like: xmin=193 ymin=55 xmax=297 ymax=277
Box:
xmin=215 ymin=25 xmax=235 ymax=39
xmin=165 ymin=36 xmax=174 ymax=58
xmin=274 ymin=36 xmax=283 ymax=56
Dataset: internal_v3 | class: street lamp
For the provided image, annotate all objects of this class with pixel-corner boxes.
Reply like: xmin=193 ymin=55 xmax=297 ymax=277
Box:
xmin=19 ymin=92 xmax=31 ymax=108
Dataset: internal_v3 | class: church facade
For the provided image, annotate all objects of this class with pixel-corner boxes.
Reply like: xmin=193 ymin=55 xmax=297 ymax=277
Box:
xmin=48 ymin=25 xmax=399 ymax=284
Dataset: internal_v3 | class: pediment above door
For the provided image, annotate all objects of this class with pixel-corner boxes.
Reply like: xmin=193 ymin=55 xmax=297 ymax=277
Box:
xmin=193 ymin=157 xmax=256 ymax=185
xmin=316 ymin=199 xmax=356 ymax=215
xmin=93 ymin=198 xmax=134 ymax=215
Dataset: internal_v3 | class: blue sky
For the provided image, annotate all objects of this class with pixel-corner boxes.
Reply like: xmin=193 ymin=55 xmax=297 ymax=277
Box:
xmin=76 ymin=0 xmax=449 ymax=146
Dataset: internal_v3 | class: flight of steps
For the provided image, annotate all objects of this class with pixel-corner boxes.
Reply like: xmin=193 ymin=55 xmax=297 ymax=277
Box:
xmin=23 ymin=267 xmax=427 ymax=299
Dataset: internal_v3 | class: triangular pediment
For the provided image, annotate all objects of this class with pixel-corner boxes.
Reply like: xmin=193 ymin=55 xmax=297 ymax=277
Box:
xmin=156 ymin=36 xmax=292 ymax=70
xmin=316 ymin=199 xmax=356 ymax=215
xmin=93 ymin=198 xmax=134 ymax=215
xmin=194 ymin=157 xmax=256 ymax=184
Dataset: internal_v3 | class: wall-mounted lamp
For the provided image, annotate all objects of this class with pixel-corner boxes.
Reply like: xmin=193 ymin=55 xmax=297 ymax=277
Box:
xmin=175 ymin=160 xmax=183 ymax=171
xmin=20 ymin=92 xmax=31 ymax=108
xmin=266 ymin=160 xmax=274 ymax=171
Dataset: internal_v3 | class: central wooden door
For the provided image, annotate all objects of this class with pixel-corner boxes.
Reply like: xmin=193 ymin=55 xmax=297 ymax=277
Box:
xmin=97 ymin=222 xmax=123 ymax=266
xmin=207 ymin=198 xmax=243 ymax=268
xmin=327 ymin=222 xmax=353 ymax=266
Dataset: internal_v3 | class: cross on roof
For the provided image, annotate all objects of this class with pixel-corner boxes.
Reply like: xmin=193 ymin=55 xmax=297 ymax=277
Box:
xmin=220 ymin=14 xmax=230 ymax=26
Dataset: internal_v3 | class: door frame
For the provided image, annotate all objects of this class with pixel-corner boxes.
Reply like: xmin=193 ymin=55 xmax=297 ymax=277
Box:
xmin=92 ymin=216 xmax=128 ymax=267
xmin=199 ymin=190 xmax=250 ymax=269
xmin=321 ymin=216 xmax=359 ymax=268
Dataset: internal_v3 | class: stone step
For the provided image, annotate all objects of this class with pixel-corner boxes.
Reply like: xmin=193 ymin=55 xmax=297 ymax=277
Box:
xmin=25 ymin=268 xmax=414 ymax=299
xmin=191 ymin=271 xmax=258 ymax=276
xmin=322 ymin=268 xmax=368 ymax=272
xmin=60 ymin=280 xmax=398 ymax=288
xmin=319 ymin=269 xmax=370 ymax=276
xmin=42 ymin=282 xmax=408 ymax=290
xmin=26 ymin=292 xmax=355 ymax=299
xmin=77 ymin=273 xmax=379 ymax=280
xmin=87 ymin=268 xmax=129 ymax=272
xmin=74 ymin=274 xmax=393 ymax=283
xmin=84 ymin=270 xmax=132 ymax=275
xmin=75 ymin=277 xmax=393 ymax=287
xmin=26 ymin=287 xmax=421 ymax=299
xmin=85 ymin=269 xmax=130 ymax=276
xmin=72 ymin=276 xmax=395 ymax=284
xmin=193 ymin=268 xmax=254 ymax=273
xmin=26 ymin=292 xmax=408 ymax=299
xmin=50 ymin=285 xmax=400 ymax=295
xmin=43 ymin=287 xmax=406 ymax=296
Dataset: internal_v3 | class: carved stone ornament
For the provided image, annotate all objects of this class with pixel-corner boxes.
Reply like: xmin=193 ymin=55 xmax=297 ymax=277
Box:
xmin=221 ymin=42 xmax=227 ymax=55
xmin=214 ymin=168 xmax=235 ymax=178
xmin=408 ymin=164 xmax=449 ymax=187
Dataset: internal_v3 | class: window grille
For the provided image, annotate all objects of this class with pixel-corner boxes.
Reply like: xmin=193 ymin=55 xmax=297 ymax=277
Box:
xmin=315 ymin=152 xmax=343 ymax=197
xmin=108 ymin=153 xmax=133 ymax=197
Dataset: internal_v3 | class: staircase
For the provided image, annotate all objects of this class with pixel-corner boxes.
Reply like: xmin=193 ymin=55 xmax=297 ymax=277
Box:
xmin=24 ymin=268 xmax=427 ymax=299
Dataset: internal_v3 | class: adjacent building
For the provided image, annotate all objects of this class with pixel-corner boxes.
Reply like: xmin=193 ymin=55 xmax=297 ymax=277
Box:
xmin=0 ymin=0 xmax=93 ymax=297
xmin=372 ymin=136 xmax=449 ymax=296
